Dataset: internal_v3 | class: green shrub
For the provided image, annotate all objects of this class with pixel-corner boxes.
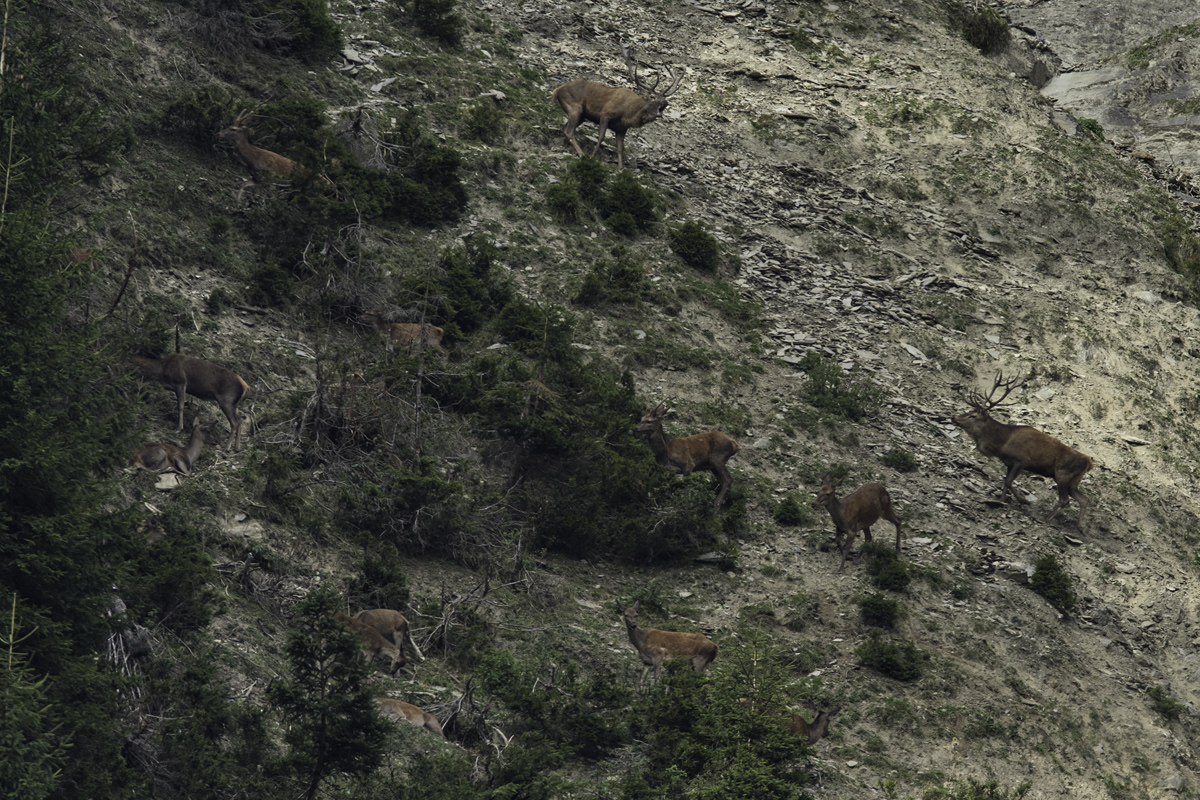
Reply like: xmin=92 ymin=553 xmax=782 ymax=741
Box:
xmin=669 ymin=220 xmax=721 ymax=271
xmin=782 ymin=592 xmax=818 ymax=632
xmin=773 ymin=492 xmax=812 ymax=526
xmin=946 ymin=1 xmax=1010 ymax=55
xmin=1030 ymin=554 xmax=1076 ymax=616
xmin=463 ymin=99 xmax=502 ymax=143
xmin=855 ymin=631 xmax=923 ymax=681
xmin=862 ymin=541 xmax=911 ymax=592
xmin=1077 ymin=118 xmax=1104 ymax=139
xmin=283 ymin=0 xmax=344 ymax=62
xmin=568 ymin=157 xmax=608 ymax=204
xmin=605 ymin=210 xmax=638 ymax=237
xmin=603 ymin=171 xmax=658 ymax=232
xmin=858 ymin=592 xmax=900 ymax=629
xmin=880 ymin=447 xmax=917 ymax=472
xmin=795 ymin=351 xmax=882 ymax=421
xmin=546 ymin=182 xmax=582 ymax=222
xmin=1148 ymin=686 xmax=1186 ymax=721
xmin=572 ymin=246 xmax=647 ymax=306
xmin=411 ymin=0 xmax=464 ymax=45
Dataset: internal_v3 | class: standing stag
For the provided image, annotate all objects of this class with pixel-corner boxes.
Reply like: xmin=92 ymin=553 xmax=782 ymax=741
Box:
xmin=951 ymin=371 xmax=1093 ymax=528
xmin=636 ymin=402 xmax=739 ymax=510
xmin=619 ymin=601 xmax=717 ymax=685
xmin=553 ymin=44 xmax=683 ymax=170
xmin=218 ymin=111 xmax=296 ymax=179
xmin=811 ymin=476 xmax=902 ymax=572
xmin=131 ymin=354 xmax=250 ymax=452
xmin=129 ymin=417 xmax=209 ymax=475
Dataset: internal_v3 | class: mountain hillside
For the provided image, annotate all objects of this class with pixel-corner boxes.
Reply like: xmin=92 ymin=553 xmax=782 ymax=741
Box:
xmin=6 ymin=0 xmax=1200 ymax=798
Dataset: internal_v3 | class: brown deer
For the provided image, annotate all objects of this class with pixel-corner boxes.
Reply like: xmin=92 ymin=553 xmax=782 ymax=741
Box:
xmin=218 ymin=111 xmax=296 ymax=179
xmin=788 ymin=703 xmax=843 ymax=745
xmin=129 ymin=417 xmax=208 ymax=475
xmin=619 ymin=601 xmax=717 ymax=685
xmin=951 ymin=371 xmax=1093 ymax=529
xmin=553 ymin=44 xmax=683 ymax=170
xmin=635 ymin=402 xmax=739 ymax=510
xmin=374 ymin=698 xmax=445 ymax=738
xmin=354 ymin=608 xmax=425 ymax=665
xmin=811 ymin=476 xmax=901 ymax=572
xmin=131 ymin=354 xmax=250 ymax=452
xmin=332 ymin=612 xmax=406 ymax=677
xmin=361 ymin=309 xmax=447 ymax=359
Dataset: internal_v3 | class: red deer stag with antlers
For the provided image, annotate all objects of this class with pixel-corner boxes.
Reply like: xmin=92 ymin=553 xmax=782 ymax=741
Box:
xmin=811 ymin=476 xmax=901 ymax=572
xmin=131 ymin=354 xmax=250 ymax=452
xmin=619 ymin=601 xmax=717 ymax=686
xmin=218 ymin=111 xmax=296 ymax=179
xmin=951 ymin=371 xmax=1093 ymax=529
xmin=553 ymin=44 xmax=683 ymax=170
xmin=635 ymin=401 xmax=739 ymax=510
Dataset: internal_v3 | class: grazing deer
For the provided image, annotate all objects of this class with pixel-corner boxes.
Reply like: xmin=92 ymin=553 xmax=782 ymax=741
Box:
xmin=811 ymin=476 xmax=901 ymax=572
xmin=129 ymin=417 xmax=209 ymax=475
xmin=360 ymin=309 xmax=447 ymax=359
xmin=553 ymin=44 xmax=683 ymax=170
xmin=131 ymin=354 xmax=250 ymax=452
xmin=619 ymin=601 xmax=717 ymax=685
xmin=354 ymin=608 xmax=425 ymax=665
xmin=374 ymin=698 xmax=445 ymax=738
xmin=332 ymin=612 xmax=406 ymax=677
xmin=218 ymin=111 xmax=296 ymax=179
xmin=636 ymin=402 xmax=740 ymax=510
xmin=788 ymin=703 xmax=842 ymax=745
xmin=952 ymin=371 xmax=1093 ymax=529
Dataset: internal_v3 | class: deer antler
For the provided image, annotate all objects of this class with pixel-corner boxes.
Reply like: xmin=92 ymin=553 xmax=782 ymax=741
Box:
xmin=981 ymin=370 xmax=1028 ymax=409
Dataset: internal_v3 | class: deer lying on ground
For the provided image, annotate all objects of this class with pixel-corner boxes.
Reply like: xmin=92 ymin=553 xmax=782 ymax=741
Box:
xmin=811 ymin=476 xmax=902 ymax=572
xmin=635 ymin=402 xmax=740 ymax=510
xmin=374 ymin=698 xmax=445 ymax=738
xmin=619 ymin=601 xmax=717 ymax=685
xmin=129 ymin=417 xmax=208 ymax=475
xmin=131 ymin=354 xmax=250 ymax=451
xmin=218 ymin=111 xmax=296 ymax=178
xmin=788 ymin=703 xmax=843 ymax=745
xmin=332 ymin=612 xmax=406 ymax=677
xmin=354 ymin=608 xmax=425 ymax=665
xmin=361 ymin=309 xmax=447 ymax=360
xmin=553 ymin=44 xmax=683 ymax=170
xmin=951 ymin=371 xmax=1093 ymax=529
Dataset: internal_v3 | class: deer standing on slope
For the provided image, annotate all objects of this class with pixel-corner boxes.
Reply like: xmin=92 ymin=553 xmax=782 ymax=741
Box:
xmin=331 ymin=612 xmax=406 ymax=677
xmin=361 ymin=309 xmax=447 ymax=360
xmin=218 ymin=111 xmax=296 ymax=179
xmin=129 ymin=417 xmax=209 ymax=475
xmin=635 ymin=402 xmax=739 ymax=510
xmin=619 ymin=601 xmax=717 ymax=686
xmin=131 ymin=354 xmax=250 ymax=452
xmin=951 ymin=371 xmax=1093 ymax=529
xmin=553 ymin=45 xmax=683 ymax=170
xmin=811 ymin=476 xmax=901 ymax=572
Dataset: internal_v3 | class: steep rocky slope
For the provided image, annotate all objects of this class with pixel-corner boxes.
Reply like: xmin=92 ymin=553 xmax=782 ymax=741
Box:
xmin=78 ymin=0 xmax=1200 ymax=797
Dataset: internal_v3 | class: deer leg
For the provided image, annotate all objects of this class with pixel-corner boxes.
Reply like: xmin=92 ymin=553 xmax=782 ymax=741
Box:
xmin=712 ymin=464 xmax=732 ymax=510
xmin=591 ymin=116 xmax=611 ymax=158
xmin=862 ymin=525 xmax=874 ymax=543
xmin=217 ymin=398 xmax=241 ymax=452
xmin=838 ymin=530 xmax=856 ymax=572
xmin=174 ymin=385 xmax=187 ymax=433
xmin=562 ymin=114 xmax=585 ymax=157
xmin=1002 ymin=463 xmax=1030 ymax=504
xmin=615 ymin=132 xmax=626 ymax=170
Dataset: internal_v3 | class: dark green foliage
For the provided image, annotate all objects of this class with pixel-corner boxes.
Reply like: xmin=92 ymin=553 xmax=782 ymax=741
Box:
xmin=855 ymin=631 xmax=923 ymax=681
xmin=858 ymin=592 xmax=900 ymax=629
xmin=269 ymin=588 xmax=389 ymax=800
xmin=546 ymin=182 xmax=582 ymax=222
xmin=862 ymin=542 xmax=911 ymax=593
xmin=945 ymin=1 xmax=1010 ymax=55
xmin=281 ymin=0 xmax=344 ymax=62
xmin=603 ymin=172 xmax=659 ymax=233
xmin=1148 ymin=686 xmax=1185 ymax=721
xmin=624 ymin=630 xmax=811 ymax=799
xmin=410 ymin=0 xmax=464 ymax=45
xmin=880 ymin=447 xmax=917 ymax=472
xmin=572 ymin=246 xmax=648 ymax=306
xmin=431 ymin=238 xmax=512 ymax=336
xmin=1030 ymin=555 xmax=1076 ymax=616
xmin=567 ymin=157 xmax=608 ymax=205
xmin=773 ymin=492 xmax=812 ymax=526
xmin=794 ymin=352 xmax=882 ymax=421
xmin=1077 ymin=118 xmax=1104 ymax=139
xmin=923 ymin=779 xmax=1030 ymax=800
xmin=782 ymin=592 xmax=818 ymax=632
xmin=123 ymin=505 xmax=220 ymax=634
xmin=669 ymin=221 xmax=721 ymax=271
xmin=349 ymin=545 xmax=412 ymax=611
xmin=158 ymin=86 xmax=238 ymax=147
xmin=462 ymin=99 xmax=502 ymax=143
xmin=337 ymin=457 xmax=465 ymax=557
xmin=166 ymin=0 xmax=342 ymax=62
xmin=0 ymin=620 xmax=67 ymax=800
xmin=605 ymin=210 xmax=639 ymax=237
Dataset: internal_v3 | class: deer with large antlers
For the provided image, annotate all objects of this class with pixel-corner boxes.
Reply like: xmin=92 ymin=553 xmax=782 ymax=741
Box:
xmin=218 ymin=111 xmax=296 ymax=179
xmin=811 ymin=476 xmax=901 ymax=572
xmin=635 ymin=402 xmax=739 ymax=510
xmin=131 ymin=354 xmax=250 ymax=452
xmin=129 ymin=417 xmax=209 ymax=475
xmin=553 ymin=44 xmax=683 ymax=170
xmin=619 ymin=601 xmax=717 ymax=685
xmin=951 ymin=371 xmax=1093 ymax=529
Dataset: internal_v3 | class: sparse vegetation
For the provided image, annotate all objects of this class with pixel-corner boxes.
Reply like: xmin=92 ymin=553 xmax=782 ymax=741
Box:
xmin=669 ymin=220 xmax=721 ymax=271
xmin=1030 ymin=555 xmax=1077 ymax=616
xmin=856 ymin=631 xmax=924 ymax=681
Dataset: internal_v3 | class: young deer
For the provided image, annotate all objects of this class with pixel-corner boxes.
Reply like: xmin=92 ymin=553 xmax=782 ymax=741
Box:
xmin=788 ymin=703 xmax=842 ymax=745
xmin=129 ymin=417 xmax=208 ymax=475
xmin=374 ymin=698 xmax=445 ymax=738
xmin=553 ymin=44 xmax=683 ymax=170
xmin=635 ymin=402 xmax=740 ymax=510
xmin=218 ymin=111 xmax=296 ymax=178
xmin=354 ymin=608 xmax=425 ymax=665
xmin=332 ymin=612 xmax=406 ymax=677
xmin=360 ymin=309 xmax=447 ymax=360
xmin=131 ymin=354 xmax=250 ymax=452
xmin=619 ymin=601 xmax=717 ymax=685
xmin=811 ymin=476 xmax=902 ymax=572
xmin=952 ymin=371 xmax=1093 ymax=529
